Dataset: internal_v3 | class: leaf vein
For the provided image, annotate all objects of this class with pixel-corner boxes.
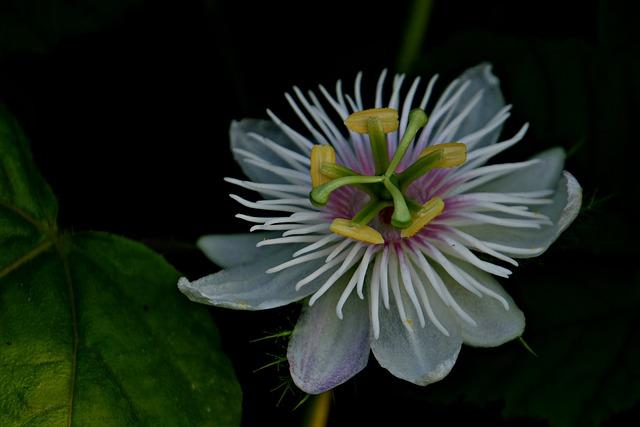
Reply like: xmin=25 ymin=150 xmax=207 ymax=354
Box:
xmin=0 ymin=238 xmax=54 ymax=279
xmin=58 ymin=245 xmax=78 ymax=427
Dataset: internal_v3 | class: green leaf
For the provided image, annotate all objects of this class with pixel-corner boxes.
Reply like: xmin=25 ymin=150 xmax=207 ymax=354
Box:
xmin=0 ymin=106 xmax=241 ymax=425
xmin=0 ymin=0 xmax=144 ymax=56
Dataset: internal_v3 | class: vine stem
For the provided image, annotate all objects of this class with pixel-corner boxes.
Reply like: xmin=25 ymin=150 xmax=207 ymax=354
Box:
xmin=305 ymin=391 xmax=332 ymax=427
xmin=396 ymin=0 xmax=434 ymax=72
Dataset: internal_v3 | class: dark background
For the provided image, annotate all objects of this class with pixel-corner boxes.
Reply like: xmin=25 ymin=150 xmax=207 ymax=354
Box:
xmin=0 ymin=0 xmax=638 ymax=425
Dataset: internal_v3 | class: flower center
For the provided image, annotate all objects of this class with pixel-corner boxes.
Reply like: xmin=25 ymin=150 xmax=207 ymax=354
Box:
xmin=378 ymin=206 xmax=394 ymax=225
xmin=309 ymin=108 xmax=467 ymax=244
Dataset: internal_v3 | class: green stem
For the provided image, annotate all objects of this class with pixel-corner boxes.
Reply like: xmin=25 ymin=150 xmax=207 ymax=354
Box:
xmin=352 ymin=199 xmax=392 ymax=225
xmin=396 ymin=0 xmax=434 ymax=72
xmin=385 ymin=109 xmax=428 ymax=177
xmin=318 ymin=163 xmax=376 ymax=197
xmin=304 ymin=391 xmax=331 ymax=427
xmin=311 ymin=175 xmax=384 ymax=206
xmin=320 ymin=163 xmax=359 ymax=179
xmin=397 ymin=150 xmax=443 ymax=192
xmin=383 ymin=178 xmax=412 ymax=228
xmin=405 ymin=197 xmax=423 ymax=213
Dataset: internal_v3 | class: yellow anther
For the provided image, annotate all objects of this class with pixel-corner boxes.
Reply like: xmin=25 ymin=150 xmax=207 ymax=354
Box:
xmin=419 ymin=142 xmax=467 ymax=168
xmin=310 ymin=145 xmax=336 ymax=188
xmin=344 ymin=108 xmax=399 ymax=134
xmin=330 ymin=218 xmax=385 ymax=245
xmin=401 ymin=197 xmax=445 ymax=238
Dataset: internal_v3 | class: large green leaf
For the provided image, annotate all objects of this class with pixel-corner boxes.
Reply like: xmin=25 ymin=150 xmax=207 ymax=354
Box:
xmin=0 ymin=105 xmax=241 ymax=426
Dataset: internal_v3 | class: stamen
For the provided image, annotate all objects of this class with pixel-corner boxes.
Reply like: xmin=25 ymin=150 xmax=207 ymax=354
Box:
xmin=330 ymin=218 xmax=384 ymax=245
xmin=420 ymin=142 xmax=467 ymax=167
xmin=310 ymin=145 xmax=336 ymax=187
xmin=398 ymin=142 xmax=467 ymax=191
xmin=344 ymin=108 xmax=399 ymax=134
xmin=401 ymin=197 xmax=445 ymax=238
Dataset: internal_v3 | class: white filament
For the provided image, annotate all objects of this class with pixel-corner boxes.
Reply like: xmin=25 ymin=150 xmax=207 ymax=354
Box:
xmin=222 ymin=68 xmax=556 ymax=340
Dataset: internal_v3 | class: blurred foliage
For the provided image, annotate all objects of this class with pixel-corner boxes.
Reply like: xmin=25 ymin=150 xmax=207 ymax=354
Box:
xmin=0 ymin=106 xmax=241 ymax=426
xmin=411 ymin=267 xmax=640 ymax=427
xmin=413 ymin=32 xmax=637 ymax=248
xmin=0 ymin=0 xmax=143 ymax=56
xmin=396 ymin=0 xmax=433 ymax=72
xmin=401 ymin=1 xmax=640 ymax=425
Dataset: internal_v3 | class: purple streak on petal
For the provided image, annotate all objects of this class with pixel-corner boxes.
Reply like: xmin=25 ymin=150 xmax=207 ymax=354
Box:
xmin=288 ymin=276 xmax=371 ymax=394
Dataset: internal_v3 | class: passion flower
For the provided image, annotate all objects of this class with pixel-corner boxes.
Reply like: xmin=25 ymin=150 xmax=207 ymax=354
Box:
xmin=178 ymin=64 xmax=582 ymax=394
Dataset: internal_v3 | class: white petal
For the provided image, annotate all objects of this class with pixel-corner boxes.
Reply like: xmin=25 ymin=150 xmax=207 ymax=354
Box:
xmin=230 ymin=119 xmax=305 ymax=184
xmin=461 ymin=169 xmax=582 ymax=258
xmin=178 ymin=245 xmax=331 ymax=310
xmin=472 ymin=147 xmax=565 ymax=193
xmin=197 ymin=232 xmax=278 ymax=268
xmin=440 ymin=261 xmax=525 ymax=347
xmin=441 ymin=63 xmax=506 ymax=148
xmin=371 ymin=281 xmax=462 ymax=386
xmin=288 ymin=276 xmax=370 ymax=394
